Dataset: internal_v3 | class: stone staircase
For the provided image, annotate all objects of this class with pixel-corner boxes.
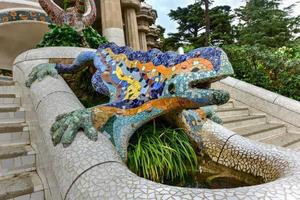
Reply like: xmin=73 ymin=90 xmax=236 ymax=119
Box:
xmin=0 ymin=76 xmax=44 ymax=200
xmin=217 ymin=100 xmax=300 ymax=151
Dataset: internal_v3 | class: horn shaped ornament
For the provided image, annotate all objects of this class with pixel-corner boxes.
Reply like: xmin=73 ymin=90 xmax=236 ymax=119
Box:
xmin=38 ymin=0 xmax=64 ymax=23
xmin=39 ymin=0 xmax=97 ymax=30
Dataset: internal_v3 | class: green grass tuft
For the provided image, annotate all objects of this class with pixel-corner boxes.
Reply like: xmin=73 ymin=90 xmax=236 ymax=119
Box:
xmin=127 ymin=119 xmax=198 ymax=184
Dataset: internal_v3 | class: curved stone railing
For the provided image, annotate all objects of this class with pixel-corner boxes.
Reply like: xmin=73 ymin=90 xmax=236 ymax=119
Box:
xmin=213 ymin=77 xmax=300 ymax=131
xmin=13 ymin=47 xmax=300 ymax=199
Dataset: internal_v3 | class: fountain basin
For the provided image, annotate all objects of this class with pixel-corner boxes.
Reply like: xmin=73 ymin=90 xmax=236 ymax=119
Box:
xmin=13 ymin=47 xmax=300 ymax=199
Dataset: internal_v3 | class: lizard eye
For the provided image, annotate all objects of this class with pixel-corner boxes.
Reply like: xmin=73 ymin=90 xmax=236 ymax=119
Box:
xmin=168 ymin=83 xmax=176 ymax=94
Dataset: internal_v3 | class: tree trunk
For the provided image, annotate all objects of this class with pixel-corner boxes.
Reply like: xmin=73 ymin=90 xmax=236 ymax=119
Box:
xmin=204 ymin=0 xmax=210 ymax=46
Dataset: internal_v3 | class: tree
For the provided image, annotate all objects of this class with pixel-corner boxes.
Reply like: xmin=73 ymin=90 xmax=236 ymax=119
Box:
xmin=167 ymin=2 xmax=234 ymax=48
xmin=169 ymin=2 xmax=205 ymax=45
xmin=235 ymin=0 xmax=300 ymax=47
xmin=210 ymin=6 xmax=234 ymax=45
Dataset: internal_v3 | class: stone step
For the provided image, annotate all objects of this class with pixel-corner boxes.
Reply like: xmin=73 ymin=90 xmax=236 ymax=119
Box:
xmin=216 ymin=107 xmax=249 ymax=118
xmin=262 ymin=132 xmax=300 ymax=148
xmin=0 ymin=93 xmax=16 ymax=98
xmin=0 ymin=120 xmax=26 ymax=134
xmin=232 ymin=123 xmax=286 ymax=141
xmin=222 ymin=115 xmax=266 ymax=129
xmin=0 ymin=97 xmax=20 ymax=105
xmin=0 ymin=104 xmax=20 ymax=112
xmin=0 ymin=75 xmax=13 ymax=82
xmin=218 ymin=100 xmax=234 ymax=109
xmin=0 ymin=85 xmax=16 ymax=92
xmin=0 ymin=111 xmax=24 ymax=120
xmin=0 ymin=75 xmax=14 ymax=86
xmin=0 ymin=80 xmax=14 ymax=86
xmin=0 ymin=144 xmax=36 ymax=177
xmin=0 ymin=86 xmax=17 ymax=99
xmin=0 ymin=105 xmax=24 ymax=120
xmin=0 ymin=172 xmax=43 ymax=200
xmin=0 ymin=130 xmax=30 ymax=146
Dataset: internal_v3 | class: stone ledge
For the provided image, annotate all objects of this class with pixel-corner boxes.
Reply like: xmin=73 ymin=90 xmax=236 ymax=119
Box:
xmin=15 ymin=47 xmax=94 ymax=64
xmin=218 ymin=77 xmax=300 ymax=129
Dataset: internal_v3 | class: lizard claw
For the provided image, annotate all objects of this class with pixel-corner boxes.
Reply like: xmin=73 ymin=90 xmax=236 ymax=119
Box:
xmin=26 ymin=63 xmax=58 ymax=87
xmin=50 ymin=108 xmax=98 ymax=146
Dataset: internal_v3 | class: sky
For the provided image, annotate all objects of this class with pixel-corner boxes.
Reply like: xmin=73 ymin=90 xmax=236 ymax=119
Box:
xmin=146 ymin=0 xmax=300 ymax=35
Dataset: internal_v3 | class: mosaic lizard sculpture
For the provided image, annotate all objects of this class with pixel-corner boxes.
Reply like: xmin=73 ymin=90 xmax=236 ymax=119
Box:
xmin=26 ymin=43 xmax=233 ymax=160
xmin=39 ymin=0 xmax=96 ymax=31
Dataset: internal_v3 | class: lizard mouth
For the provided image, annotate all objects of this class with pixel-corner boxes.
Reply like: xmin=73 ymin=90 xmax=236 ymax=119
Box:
xmin=189 ymin=75 xmax=226 ymax=90
xmin=184 ymin=75 xmax=230 ymax=106
xmin=190 ymin=81 xmax=211 ymax=90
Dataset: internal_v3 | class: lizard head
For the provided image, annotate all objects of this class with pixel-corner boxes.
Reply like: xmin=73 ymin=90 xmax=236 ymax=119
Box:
xmin=161 ymin=47 xmax=234 ymax=107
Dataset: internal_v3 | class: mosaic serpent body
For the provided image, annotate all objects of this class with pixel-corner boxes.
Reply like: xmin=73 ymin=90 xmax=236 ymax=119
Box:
xmin=26 ymin=43 xmax=233 ymax=160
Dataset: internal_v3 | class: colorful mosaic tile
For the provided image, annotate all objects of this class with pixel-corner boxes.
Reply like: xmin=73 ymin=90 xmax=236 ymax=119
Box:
xmin=0 ymin=10 xmax=50 ymax=23
xmin=26 ymin=43 xmax=234 ymax=160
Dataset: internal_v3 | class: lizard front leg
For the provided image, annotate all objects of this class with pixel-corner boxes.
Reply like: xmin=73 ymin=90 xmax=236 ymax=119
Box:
xmin=26 ymin=51 xmax=96 ymax=87
xmin=202 ymin=106 xmax=223 ymax=124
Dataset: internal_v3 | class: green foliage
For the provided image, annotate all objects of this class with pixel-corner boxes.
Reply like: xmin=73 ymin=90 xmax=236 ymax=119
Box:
xmin=37 ymin=24 xmax=82 ymax=47
xmin=37 ymin=24 xmax=108 ymax=48
xmin=83 ymin=27 xmax=109 ymax=49
xmin=235 ymin=0 xmax=300 ymax=47
xmin=63 ymin=0 xmax=71 ymax=10
xmin=127 ymin=120 xmax=198 ymax=184
xmin=223 ymin=45 xmax=300 ymax=101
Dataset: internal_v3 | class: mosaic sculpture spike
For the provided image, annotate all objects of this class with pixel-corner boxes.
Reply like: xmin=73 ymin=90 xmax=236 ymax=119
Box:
xmin=26 ymin=43 xmax=234 ymax=161
xmin=38 ymin=0 xmax=96 ymax=30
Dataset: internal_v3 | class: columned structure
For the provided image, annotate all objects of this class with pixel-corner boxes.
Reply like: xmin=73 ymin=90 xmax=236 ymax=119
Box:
xmin=100 ymin=0 xmax=125 ymax=46
xmin=136 ymin=4 xmax=150 ymax=51
xmin=48 ymin=0 xmax=161 ymax=49
xmin=147 ymin=25 xmax=161 ymax=49
xmin=100 ymin=0 xmax=159 ymax=50
xmin=121 ymin=0 xmax=140 ymax=50
xmin=137 ymin=2 xmax=158 ymax=50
